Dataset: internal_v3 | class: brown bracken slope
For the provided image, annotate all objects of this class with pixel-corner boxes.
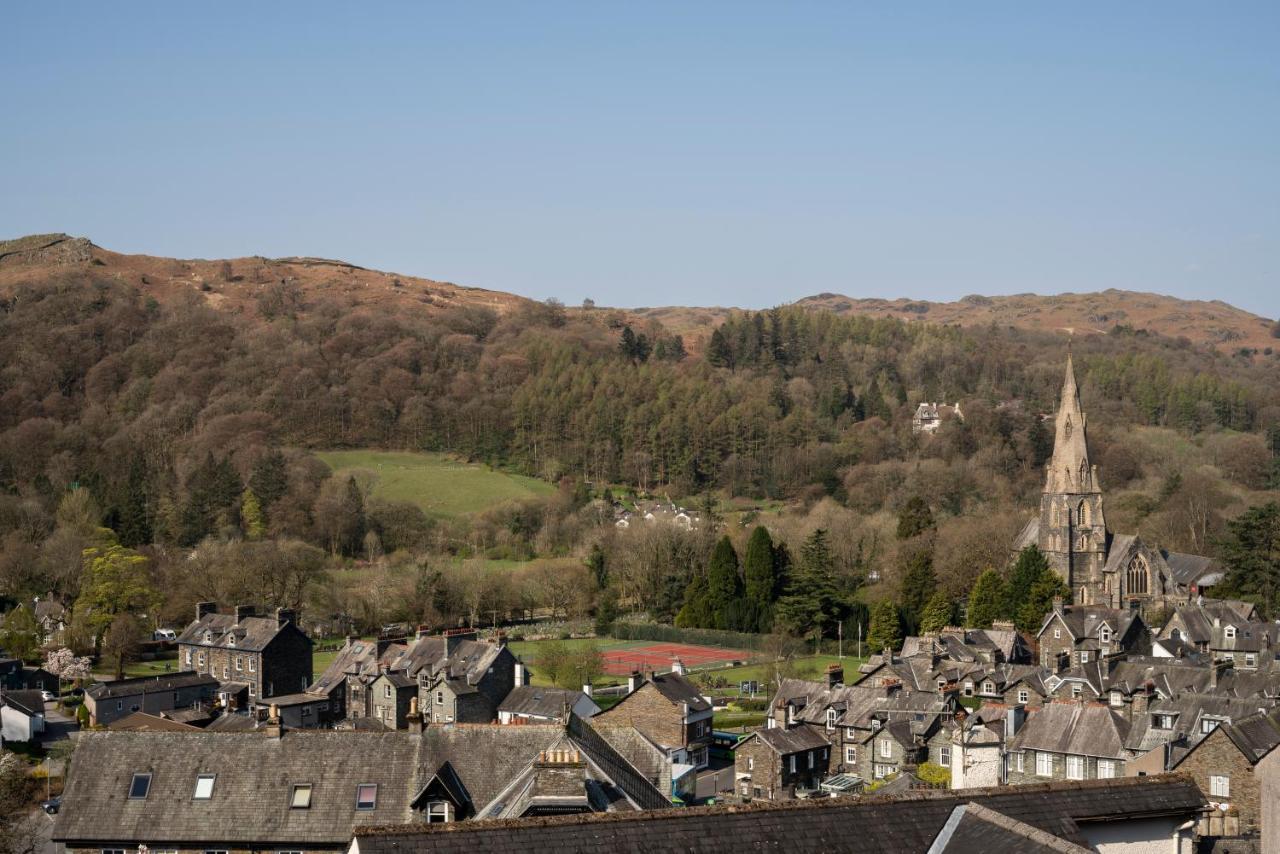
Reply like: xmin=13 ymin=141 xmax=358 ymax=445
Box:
xmin=2 ymin=234 xmax=1272 ymax=351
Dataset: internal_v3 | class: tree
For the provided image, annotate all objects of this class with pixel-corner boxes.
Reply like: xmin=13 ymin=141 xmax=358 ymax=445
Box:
xmin=966 ymin=569 xmax=1006 ymax=628
xmin=586 ymin=542 xmax=608 ymax=589
xmin=899 ymin=548 xmax=937 ymax=627
xmin=117 ymin=453 xmax=152 ymax=548
xmin=866 ymin=600 xmax=902 ymax=653
xmin=706 ymin=328 xmax=733 ymax=369
xmin=919 ymin=590 xmax=956 ymax=634
xmin=743 ymin=526 xmax=778 ymax=632
xmin=43 ymin=647 xmax=92 ymax=695
xmin=73 ymin=543 xmax=159 ymax=647
xmin=1 ymin=753 xmax=41 ymax=854
xmin=896 ymin=496 xmax=935 ymax=540
xmin=705 ymin=536 xmax=744 ymax=630
xmin=0 ymin=605 xmax=41 ymax=662
xmin=241 ymin=489 xmax=266 ymax=540
xmin=249 ymin=450 xmax=290 ymax=510
xmin=565 ymin=643 xmax=605 ymax=690
xmin=775 ymin=529 xmax=844 ymax=642
xmin=1017 ymin=572 xmax=1071 ymax=633
xmin=102 ymin=613 xmax=143 ymax=680
xmin=675 ymin=571 xmax=713 ymax=628
xmin=1004 ymin=546 xmax=1051 ymax=621
xmin=536 ymin=640 xmax=569 ymax=687
xmin=1217 ymin=502 xmax=1280 ymax=616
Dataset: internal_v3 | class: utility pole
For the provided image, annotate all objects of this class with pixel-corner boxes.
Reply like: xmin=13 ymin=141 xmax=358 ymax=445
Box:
xmin=857 ymin=621 xmax=863 ymax=660
xmin=838 ymin=621 xmax=843 ymax=660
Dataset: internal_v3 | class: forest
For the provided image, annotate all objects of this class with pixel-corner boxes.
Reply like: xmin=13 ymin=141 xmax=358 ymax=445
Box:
xmin=0 ymin=266 xmax=1278 ymax=660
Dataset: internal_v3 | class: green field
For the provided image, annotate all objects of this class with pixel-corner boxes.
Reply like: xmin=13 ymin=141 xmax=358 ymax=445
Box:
xmin=317 ymin=450 xmax=554 ymax=518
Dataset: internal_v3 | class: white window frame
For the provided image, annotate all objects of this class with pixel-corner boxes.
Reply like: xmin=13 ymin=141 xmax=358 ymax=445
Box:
xmin=826 ymin=709 xmax=837 ymax=730
xmin=939 ymin=746 xmax=951 ymax=767
xmin=1246 ymin=654 xmax=1257 ymax=668
xmin=1225 ymin=626 xmax=1237 ymax=639
xmin=1053 ymin=628 xmax=1061 ymax=639
xmin=982 ymin=682 xmax=994 ymax=695
xmin=789 ymin=755 xmax=796 ymax=773
xmin=845 ymin=746 xmax=857 ymax=765
xmin=1065 ymin=755 xmax=1085 ymax=780
xmin=235 ymin=656 xmax=242 ymax=671
xmin=879 ymin=739 xmax=891 ymax=759
xmin=1036 ymin=752 xmax=1053 ymax=777
xmin=249 ymin=657 xmax=256 ymax=673
xmin=1110 ymin=691 xmax=1123 ymax=707
xmin=193 ymin=774 xmax=216 ymax=800
xmin=1018 ymin=689 xmax=1029 ymax=704
xmin=1210 ymin=775 xmax=1230 ymax=798
xmin=425 ymin=800 xmax=449 ymax=823
xmin=808 ymin=751 xmax=815 ymax=769
xmin=1097 ymin=759 xmax=1116 ymax=779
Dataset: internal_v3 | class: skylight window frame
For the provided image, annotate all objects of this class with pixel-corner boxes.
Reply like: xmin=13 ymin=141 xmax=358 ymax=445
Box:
xmin=193 ymin=774 xmax=216 ymax=800
xmin=290 ymin=783 xmax=313 ymax=809
xmin=355 ymin=782 xmax=378 ymax=811
xmin=128 ymin=772 xmax=153 ymax=800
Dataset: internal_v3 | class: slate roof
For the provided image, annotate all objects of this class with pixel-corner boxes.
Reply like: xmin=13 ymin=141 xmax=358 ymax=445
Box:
xmin=86 ymin=671 xmax=219 ymax=700
xmin=1161 ymin=599 xmax=1261 ymax=646
xmin=932 ymin=802 xmax=1092 ymax=853
xmin=177 ymin=612 xmax=294 ymax=653
xmin=1040 ymin=605 xmax=1139 ymax=645
xmin=53 ymin=717 xmax=668 ymax=846
xmin=1011 ymin=703 xmax=1130 ymax=760
xmin=107 ymin=712 xmax=202 ymax=732
xmin=647 ymin=671 xmax=711 ymax=712
xmin=750 ymin=724 xmax=831 ymax=755
xmin=1220 ymin=708 xmax=1280 ymax=764
xmin=1164 ymin=552 xmax=1218 ymax=587
xmin=499 ymin=686 xmax=591 ymax=719
xmin=351 ymin=775 xmax=1205 ymax=854
xmin=1 ymin=689 xmax=44 ymax=716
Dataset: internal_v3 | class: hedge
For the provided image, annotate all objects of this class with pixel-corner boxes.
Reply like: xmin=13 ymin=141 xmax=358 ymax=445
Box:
xmin=610 ymin=623 xmax=768 ymax=651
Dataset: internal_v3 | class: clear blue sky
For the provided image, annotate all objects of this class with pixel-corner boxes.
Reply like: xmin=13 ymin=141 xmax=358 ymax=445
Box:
xmin=4 ymin=3 xmax=1277 ymax=316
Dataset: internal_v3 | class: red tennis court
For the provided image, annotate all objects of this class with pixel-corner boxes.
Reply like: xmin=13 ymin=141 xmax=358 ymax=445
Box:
xmin=600 ymin=641 xmax=750 ymax=676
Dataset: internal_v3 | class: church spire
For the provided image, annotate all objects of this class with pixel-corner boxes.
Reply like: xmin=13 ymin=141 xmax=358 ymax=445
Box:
xmin=1045 ymin=353 xmax=1095 ymax=494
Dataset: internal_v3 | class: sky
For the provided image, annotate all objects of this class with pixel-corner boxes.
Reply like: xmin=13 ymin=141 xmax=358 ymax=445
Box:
xmin=3 ymin=3 xmax=1277 ymax=316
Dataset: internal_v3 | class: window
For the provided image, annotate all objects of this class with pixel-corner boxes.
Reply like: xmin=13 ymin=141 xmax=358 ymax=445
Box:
xmin=1018 ymin=690 xmax=1029 ymax=704
xmin=223 ymin=665 xmax=229 ymax=679
xmin=1203 ymin=718 xmax=1223 ymax=734
xmin=982 ymin=682 xmax=994 ymax=695
xmin=808 ymin=751 xmax=815 ymax=769
xmin=1065 ymin=755 xmax=1085 ymax=780
xmin=356 ymin=783 xmax=378 ymax=810
xmin=102 ymin=849 xmax=126 ymax=854
xmin=116 ymin=700 xmax=123 ymax=711
xmin=1100 ymin=628 xmax=1111 ymax=644
xmin=879 ymin=739 xmax=891 ymax=759
xmin=1225 ymin=626 xmax=1237 ymax=639
xmin=1097 ymin=759 xmax=1116 ymax=779
xmin=845 ymin=746 xmax=857 ymax=765
xmin=185 ymin=649 xmax=192 ymax=666
xmin=193 ymin=774 xmax=216 ymax=800
xmin=1071 ymin=684 xmax=1083 ymax=699
xmin=425 ymin=800 xmax=449 ymax=823
xmin=873 ymin=764 xmax=889 ymax=779
xmin=845 ymin=727 xmax=856 ymax=740
xmin=385 ymin=684 xmax=393 ymax=699
xmin=290 ymin=784 xmax=312 ymax=809
xmin=436 ymin=690 xmax=444 ymax=705
xmin=1246 ymin=654 xmax=1257 ymax=668
xmin=235 ymin=656 xmax=242 ymax=671
xmin=871 ymin=719 xmax=881 ymax=731
xmin=747 ymin=756 xmax=754 ymax=771
xmin=789 ymin=755 xmax=796 ymax=773
xmin=1127 ymin=555 xmax=1149 ymax=596
xmin=1053 ymin=628 xmax=1061 ymax=639
xmin=939 ymin=746 xmax=951 ymax=767
xmin=826 ymin=709 xmax=837 ymax=730
xmin=1153 ymin=714 xmax=1175 ymax=730
xmin=963 ymin=681 xmax=974 ymax=697
xmin=1110 ymin=691 xmax=1123 ymax=707
xmin=1078 ymin=651 xmax=1090 ymax=664
xmin=1036 ymin=752 xmax=1053 ymax=777
xmin=1012 ymin=752 xmax=1025 ymax=773
xmin=128 ymin=773 xmax=152 ymax=799
xmin=248 ymin=657 xmax=255 ymax=673
xmin=1210 ymin=775 xmax=1230 ymax=798
xmin=197 ymin=653 xmax=205 ymax=667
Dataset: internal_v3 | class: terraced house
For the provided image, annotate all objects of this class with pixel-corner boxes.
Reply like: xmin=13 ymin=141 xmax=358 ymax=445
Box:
xmin=177 ymin=602 xmax=313 ymax=702
xmin=1006 ymin=702 xmax=1132 ymax=784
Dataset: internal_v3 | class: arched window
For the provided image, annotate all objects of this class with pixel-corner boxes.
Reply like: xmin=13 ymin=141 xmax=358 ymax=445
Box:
xmin=1077 ymin=501 xmax=1089 ymax=527
xmin=1126 ymin=555 xmax=1149 ymax=596
xmin=1064 ymin=416 xmax=1073 ymax=439
xmin=1079 ymin=462 xmax=1090 ymax=489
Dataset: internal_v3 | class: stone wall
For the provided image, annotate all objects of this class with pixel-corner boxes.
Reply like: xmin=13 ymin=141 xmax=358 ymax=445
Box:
xmin=1174 ymin=726 xmax=1260 ymax=837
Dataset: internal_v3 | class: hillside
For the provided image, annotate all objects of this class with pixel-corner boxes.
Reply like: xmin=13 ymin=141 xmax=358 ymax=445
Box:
xmin=0 ymin=233 xmax=531 ymax=318
xmin=633 ymin=290 xmax=1276 ymax=354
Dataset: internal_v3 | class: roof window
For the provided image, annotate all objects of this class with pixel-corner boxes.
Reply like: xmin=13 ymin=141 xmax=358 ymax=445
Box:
xmin=291 ymin=783 xmax=313 ymax=809
xmin=129 ymin=772 xmax=152 ymax=799
xmin=193 ymin=774 xmax=215 ymax=800
xmin=356 ymin=783 xmax=378 ymax=810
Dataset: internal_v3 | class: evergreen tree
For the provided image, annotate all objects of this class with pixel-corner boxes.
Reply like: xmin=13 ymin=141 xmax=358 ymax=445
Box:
xmin=867 ymin=600 xmax=902 ymax=653
xmin=743 ymin=526 xmax=778 ymax=632
xmin=586 ymin=542 xmax=608 ymax=589
xmin=896 ymin=496 xmax=935 ymax=540
xmin=1004 ymin=546 xmax=1051 ymax=620
xmin=241 ymin=488 xmax=266 ymax=540
xmin=706 ymin=328 xmax=733 ymax=369
xmin=705 ymin=536 xmax=744 ymax=630
xmin=1217 ymin=502 xmax=1280 ymax=616
xmin=775 ymin=529 xmax=843 ymax=641
xmin=966 ymin=569 xmax=1006 ymax=628
xmin=864 ymin=374 xmax=892 ymax=421
xmin=249 ymin=449 xmax=290 ymax=509
xmin=117 ymin=453 xmax=152 ymax=548
xmin=340 ymin=476 xmax=367 ymax=556
xmin=919 ymin=590 xmax=956 ymax=634
xmin=899 ymin=548 xmax=937 ymax=626
xmin=1017 ymin=571 xmax=1071 ymax=633
xmin=674 ymin=571 xmax=712 ymax=628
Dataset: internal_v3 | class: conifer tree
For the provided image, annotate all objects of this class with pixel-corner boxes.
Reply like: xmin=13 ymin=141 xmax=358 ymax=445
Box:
xmin=867 ymin=600 xmax=902 ymax=653
xmin=118 ymin=453 xmax=152 ymax=548
xmin=241 ymin=488 xmax=266 ymax=540
xmin=705 ymin=536 xmax=744 ymax=630
xmin=966 ymin=569 xmax=1006 ymax=628
xmin=919 ymin=590 xmax=955 ymax=634
xmin=1004 ymin=546 xmax=1051 ymax=620
xmin=896 ymin=496 xmax=935 ymax=540
xmin=675 ymin=571 xmax=712 ymax=628
xmin=743 ymin=526 xmax=778 ymax=632
xmin=706 ymin=328 xmax=733 ymax=369
xmin=775 ymin=529 xmax=842 ymax=641
xmin=899 ymin=548 xmax=937 ymax=626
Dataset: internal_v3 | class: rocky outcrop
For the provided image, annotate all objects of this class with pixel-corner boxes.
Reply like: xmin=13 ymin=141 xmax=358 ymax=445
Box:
xmin=0 ymin=233 xmax=94 ymax=267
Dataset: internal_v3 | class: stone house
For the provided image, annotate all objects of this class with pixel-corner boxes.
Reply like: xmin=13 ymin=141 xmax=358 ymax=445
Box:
xmin=371 ymin=672 xmax=417 ymax=729
xmin=1170 ymin=706 xmax=1280 ymax=843
xmin=177 ymin=602 xmax=313 ymax=702
xmin=593 ymin=670 xmax=714 ymax=771
xmin=393 ymin=629 xmax=519 ymax=725
xmin=1035 ymin=600 xmax=1146 ymax=672
xmin=1006 ymin=702 xmax=1132 ymax=785
xmin=83 ymin=672 xmax=219 ymax=727
xmin=733 ymin=724 xmax=831 ymax=800
xmin=498 ymin=685 xmax=601 ymax=724
xmin=912 ymin=401 xmax=963 ymax=435
xmin=309 ymin=636 xmax=408 ymax=720
xmin=1158 ymin=598 xmax=1259 ymax=652
xmin=260 ymin=691 xmax=336 ymax=728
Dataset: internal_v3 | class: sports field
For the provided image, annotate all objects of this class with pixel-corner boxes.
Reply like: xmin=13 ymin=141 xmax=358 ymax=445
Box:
xmin=317 ymin=450 xmax=554 ymax=518
xmin=600 ymin=641 xmax=751 ymax=676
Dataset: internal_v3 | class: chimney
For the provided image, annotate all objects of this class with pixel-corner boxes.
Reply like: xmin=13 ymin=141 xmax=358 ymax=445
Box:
xmin=1007 ymin=705 xmax=1026 ymax=743
xmin=235 ymin=604 xmax=256 ymax=623
xmin=514 ymin=660 xmax=526 ymax=688
xmin=1052 ymin=596 xmax=1064 ymax=617
xmin=496 ymin=632 xmax=508 ymax=649
xmin=407 ymin=696 xmax=424 ymax=735
xmin=627 ymin=671 xmax=643 ymax=694
xmin=344 ymin=634 xmax=356 ymax=648
xmin=264 ymin=703 xmax=282 ymax=739
xmin=671 ymin=658 xmax=687 ymax=676
xmin=275 ymin=607 xmax=296 ymax=629
xmin=444 ymin=627 xmax=477 ymax=656
xmin=1211 ymin=657 xmax=1232 ymax=690
xmin=826 ymin=664 xmax=844 ymax=689
xmin=582 ymin=682 xmax=593 ymax=697
xmin=1132 ymin=682 xmax=1154 ymax=717
xmin=197 ymin=601 xmax=217 ymax=621
xmin=416 ymin=624 xmax=431 ymax=640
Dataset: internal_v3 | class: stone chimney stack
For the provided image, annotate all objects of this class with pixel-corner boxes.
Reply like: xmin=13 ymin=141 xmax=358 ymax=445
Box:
xmin=197 ymin=601 xmax=217 ymax=621
xmin=1052 ymin=596 xmax=1065 ymax=617
xmin=235 ymin=604 xmax=256 ymax=623
xmin=407 ymin=696 xmax=424 ymax=735
xmin=514 ymin=660 xmax=526 ymax=688
xmin=627 ymin=671 xmax=643 ymax=694
xmin=582 ymin=682 xmax=593 ymax=698
xmin=826 ymin=664 xmax=844 ymax=689
xmin=264 ymin=703 xmax=282 ymax=739
xmin=671 ymin=658 xmax=687 ymax=676
xmin=275 ymin=607 xmax=296 ymax=629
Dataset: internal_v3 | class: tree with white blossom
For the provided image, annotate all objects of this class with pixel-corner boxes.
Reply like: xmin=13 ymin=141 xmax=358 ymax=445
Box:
xmin=43 ymin=647 xmax=93 ymax=696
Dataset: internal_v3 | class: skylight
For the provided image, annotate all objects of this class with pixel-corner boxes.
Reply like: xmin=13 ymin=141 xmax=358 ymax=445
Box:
xmin=129 ymin=773 xmax=152 ymax=799
xmin=291 ymin=783 xmax=313 ymax=809
xmin=194 ymin=774 xmax=215 ymax=800
xmin=356 ymin=783 xmax=378 ymax=810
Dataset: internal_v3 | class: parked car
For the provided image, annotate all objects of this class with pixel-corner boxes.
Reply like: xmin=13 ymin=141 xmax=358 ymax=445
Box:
xmin=41 ymin=796 xmax=61 ymax=815
xmin=40 ymin=689 xmax=56 ymax=702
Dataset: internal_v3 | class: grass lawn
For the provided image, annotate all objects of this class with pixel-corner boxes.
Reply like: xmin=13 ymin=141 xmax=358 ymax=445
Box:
xmin=317 ymin=450 xmax=554 ymax=518
xmin=695 ymin=654 xmax=863 ymax=692
xmin=713 ymin=711 xmax=767 ymax=730
xmin=508 ymin=637 xmax=641 ymax=687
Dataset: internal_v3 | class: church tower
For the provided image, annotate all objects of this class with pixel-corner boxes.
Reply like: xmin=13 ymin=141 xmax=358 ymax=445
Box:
xmin=1037 ymin=354 xmax=1108 ymax=603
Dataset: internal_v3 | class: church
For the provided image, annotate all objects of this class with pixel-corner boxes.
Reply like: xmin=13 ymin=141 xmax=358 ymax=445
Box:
xmin=1013 ymin=355 xmax=1221 ymax=612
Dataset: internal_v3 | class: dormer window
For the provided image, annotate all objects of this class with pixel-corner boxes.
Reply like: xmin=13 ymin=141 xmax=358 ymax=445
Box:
xmin=1100 ymin=628 xmax=1111 ymax=644
xmin=227 ymin=635 xmax=235 ymax=647
xmin=826 ymin=709 xmax=837 ymax=730
xmin=982 ymin=682 xmax=995 ymax=695
xmin=1224 ymin=625 xmax=1237 ymax=639
xmin=871 ymin=719 xmax=882 ymax=731
xmin=425 ymin=800 xmax=450 ymax=823
xmin=1153 ymin=714 xmax=1175 ymax=730
xmin=204 ymin=631 xmax=213 ymax=643
xmin=1110 ymin=691 xmax=1123 ymax=707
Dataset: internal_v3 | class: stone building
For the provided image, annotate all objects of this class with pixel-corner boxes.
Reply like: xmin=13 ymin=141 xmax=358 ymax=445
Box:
xmin=733 ymin=724 xmax=831 ymax=800
xmin=1014 ymin=355 xmax=1220 ymax=612
xmin=1006 ymin=702 xmax=1132 ymax=784
xmin=176 ymin=603 xmax=313 ymax=702
xmin=593 ymin=669 xmax=714 ymax=771
xmin=1170 ymin=706 xmax=1280 ymax=843
xmin=1035 ymin=599 xmax=1146 ymax=672
xmin=83 ymin=672 xmax=219 ymax=727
